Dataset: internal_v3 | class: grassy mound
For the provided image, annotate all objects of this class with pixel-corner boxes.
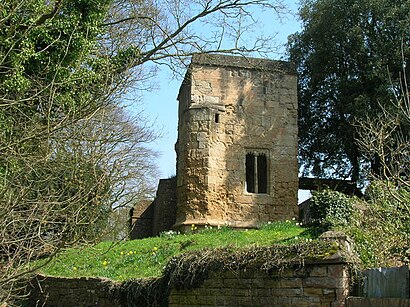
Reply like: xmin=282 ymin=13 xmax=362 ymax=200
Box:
xmin=37 ymin=221 xmax=317 ymax=281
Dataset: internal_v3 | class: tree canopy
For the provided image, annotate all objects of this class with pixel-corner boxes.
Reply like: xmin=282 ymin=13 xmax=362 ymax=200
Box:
xmin=0 ymin=0 xmax=285 ymax=303
xmin=288 ymin=0 xmax=410 ymax=182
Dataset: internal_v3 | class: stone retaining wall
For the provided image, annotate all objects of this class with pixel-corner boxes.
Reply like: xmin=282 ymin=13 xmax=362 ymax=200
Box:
xmin=28 ymin=275 xmax=119 ymax=307
xmin=28 ymin=259 xmax=350 ymax=306
xmin=169 ymin=261 xmax=349 ymax=307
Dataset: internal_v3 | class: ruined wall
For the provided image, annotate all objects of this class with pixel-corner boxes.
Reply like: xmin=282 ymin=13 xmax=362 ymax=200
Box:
xmin=175 ymin=54 xmax=298 ymax=229
xmin=129 ymin=200 xmax=154 ymax=239
xmin=151 ymin=177 xmax=177 ymax=236
xmin=130 ymin=178 xmax=177 ymax=239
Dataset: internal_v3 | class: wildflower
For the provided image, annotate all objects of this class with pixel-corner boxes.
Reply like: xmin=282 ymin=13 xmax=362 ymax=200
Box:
xmin=296 ymin=222 xmax=300 ymax=226
xmin=120 ymin=251 xmax=124 ymax=256
xmin=73 ymin=267 xmax=77 ymax=271
xmin=292 ymin=217 xmax=296 ymax=221
xmin=102 ymin=260 xmax=108 ymax=266
xmin=152 ymin=247 xmax=158 ymax=251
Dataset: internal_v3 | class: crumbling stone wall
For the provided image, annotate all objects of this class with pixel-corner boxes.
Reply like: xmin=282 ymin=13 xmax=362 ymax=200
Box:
xmin=129 ymin=200 xmax=154 ymax=239
xmin=130 ymin=177 xmax=177 ymax=239
xmin=151 ymin=177 xmax=177 ymax=236
xmin=175 ymin=54 xmax=298 ymax=230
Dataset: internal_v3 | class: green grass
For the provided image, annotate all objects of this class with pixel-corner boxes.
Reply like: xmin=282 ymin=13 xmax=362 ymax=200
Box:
xmin=37 ymin=221 xmax=316 ymax=281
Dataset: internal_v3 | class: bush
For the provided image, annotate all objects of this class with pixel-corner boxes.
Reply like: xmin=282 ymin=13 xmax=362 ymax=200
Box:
xmin=345 ymin=181 xmax=410 ymax=268
xmin=310 ymin=189 xmax=354 ymax=230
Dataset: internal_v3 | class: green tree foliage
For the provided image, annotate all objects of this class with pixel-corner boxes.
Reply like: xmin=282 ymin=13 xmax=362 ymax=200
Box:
xmin=288 ymin=0 xmax=410 ymax=182
xmin=0 ymin=0 xmax=285 ymax=303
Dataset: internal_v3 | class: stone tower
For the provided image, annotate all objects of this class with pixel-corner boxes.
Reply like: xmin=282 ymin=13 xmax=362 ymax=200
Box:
xmin=174 ymin=54 xmax=298 ymax=230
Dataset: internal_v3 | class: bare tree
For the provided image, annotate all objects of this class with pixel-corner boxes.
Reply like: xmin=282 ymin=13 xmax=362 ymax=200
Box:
xmin=0 ymin=0 xmax=287 ymax=303
xmin=356 ymin=70 xmax=410 ymax=189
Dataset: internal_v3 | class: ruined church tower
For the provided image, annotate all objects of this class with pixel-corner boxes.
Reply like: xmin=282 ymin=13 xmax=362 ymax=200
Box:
xmin=174 ymin=54 xmax=298 ymax=230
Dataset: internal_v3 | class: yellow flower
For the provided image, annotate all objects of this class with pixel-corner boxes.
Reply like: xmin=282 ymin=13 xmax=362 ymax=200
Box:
xmin=120 ymin=251 xmax=124 ymax=255
xmin=73 ymin=267 xmax=77 ymax=271
xmin=152 ymin=247 xmax=158 ymax=251
xmin=102 ymin=260 xmax=108 ymax=266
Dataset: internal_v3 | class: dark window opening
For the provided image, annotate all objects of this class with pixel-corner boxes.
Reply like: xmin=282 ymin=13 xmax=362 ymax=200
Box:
xmin=263 ymin=81 xmax=269 ymax=95
xmin=246 ymin=153 xmax=255 ymax=193
xmin=257 ymin=154 xmax=268 ymax=193
xmin=215 ymin=113 xmax=220 ymax=123
xmin=245 ymin=152 xmax=268 ymax=193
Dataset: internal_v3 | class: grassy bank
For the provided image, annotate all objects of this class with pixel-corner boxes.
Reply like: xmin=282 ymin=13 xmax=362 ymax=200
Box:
xmin=37 ymin=221 xmax=316 ymax=281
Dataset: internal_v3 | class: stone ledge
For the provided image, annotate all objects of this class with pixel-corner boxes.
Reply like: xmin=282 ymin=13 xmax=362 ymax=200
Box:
xmin=191 ymin=54 xmax=296 ymax=74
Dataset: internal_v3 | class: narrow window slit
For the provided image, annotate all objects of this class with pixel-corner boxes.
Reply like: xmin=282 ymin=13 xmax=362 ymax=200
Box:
xmin=245 ymin=152 xmax=268 ymax=194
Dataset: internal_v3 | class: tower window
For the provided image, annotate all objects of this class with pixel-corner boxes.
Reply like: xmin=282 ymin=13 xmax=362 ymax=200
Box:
xmin=245 ymin=152 xmax=268 ymax=193
xmin=215 ymin=113 xmax=220 ymax=123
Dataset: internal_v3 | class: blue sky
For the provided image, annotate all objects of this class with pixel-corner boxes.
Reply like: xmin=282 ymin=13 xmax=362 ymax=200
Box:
xmin=131 ymin=1 xmax=310 ymax=202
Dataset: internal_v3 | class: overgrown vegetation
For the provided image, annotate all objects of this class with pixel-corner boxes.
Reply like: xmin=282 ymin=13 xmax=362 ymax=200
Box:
xmin=116 ymin=238 xmax=338 ymax=307
xmin=310 ymin=190 xmax=354 ymax=230
xmin=35 ymin=221 xmax=316 ymax=281
xmin=310 ymin=186 xmax=410 ymax=269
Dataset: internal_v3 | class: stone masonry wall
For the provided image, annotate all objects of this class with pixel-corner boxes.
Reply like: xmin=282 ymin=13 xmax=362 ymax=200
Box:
xmin=175 ymin=54 xmax=298 ymax=229
xmin=151 ymin=177 xmax=177 ymax=236
xmin=130 ymin=178 xmax=176 ymax=239
xmin=169 ymin=262 xmax=350 ymax=307
xmin=28 ymin=259 xmax=350 ymax=307
xmin=129 ymin=200 xmax=154 ymax=239
xmin=28 ymin=275 xmax=119 ymax=307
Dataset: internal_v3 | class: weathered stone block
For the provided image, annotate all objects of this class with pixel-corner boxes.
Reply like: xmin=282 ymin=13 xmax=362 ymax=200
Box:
xmin=309 ymin=265 xmax=328 ymax=277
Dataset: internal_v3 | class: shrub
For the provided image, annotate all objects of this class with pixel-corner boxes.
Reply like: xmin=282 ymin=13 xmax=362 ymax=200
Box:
xmin=310 ymin=189 xmax=354 ymax=230
xmin=345 ymin=181 xmax=410 ymax=268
